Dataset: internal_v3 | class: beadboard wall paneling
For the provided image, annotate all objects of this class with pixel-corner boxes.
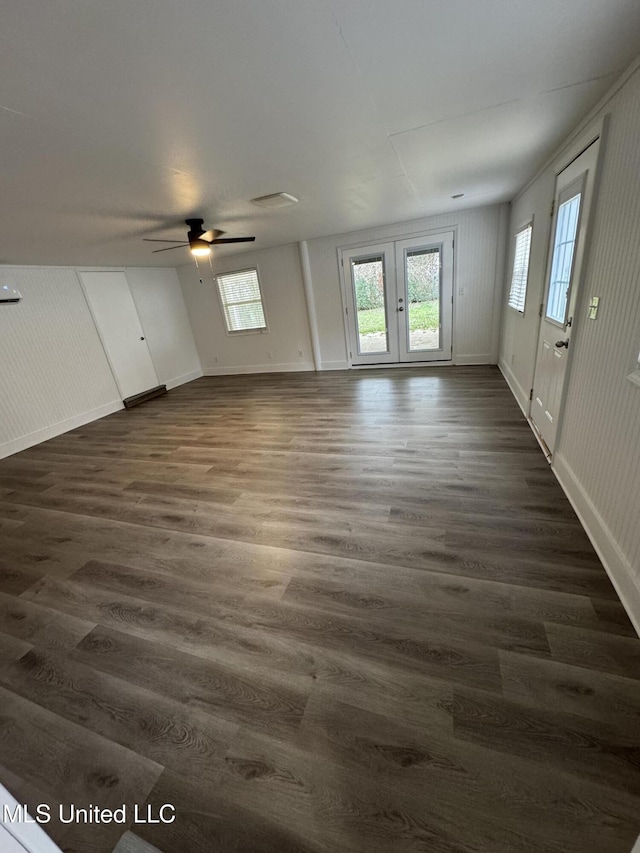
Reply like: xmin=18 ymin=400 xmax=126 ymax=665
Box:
xmin=306 ymin=204 xmax=508 ymax=368
xmin=499 ymin=64 xmax=640 ymax=629
xmin=126 ymin=267 xmax=202 ymax=388
xmin=557 ymin=70 xmax=640 ymax=580
xmin=0 ymin=265 xmax=202 ymax=459
xmin=0 ymin=267 xmax=122 ymax=457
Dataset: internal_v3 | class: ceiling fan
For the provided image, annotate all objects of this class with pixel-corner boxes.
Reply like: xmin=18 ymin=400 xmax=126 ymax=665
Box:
xmin=143 ymin=219 xmax=255 ymax=257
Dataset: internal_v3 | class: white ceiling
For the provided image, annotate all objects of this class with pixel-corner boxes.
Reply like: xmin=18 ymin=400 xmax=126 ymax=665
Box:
xmin=1 ymin=0 xmax=640 ymax=267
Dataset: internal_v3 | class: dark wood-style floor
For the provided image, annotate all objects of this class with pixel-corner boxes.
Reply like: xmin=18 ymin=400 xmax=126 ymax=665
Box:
xmin=1 ymin=366 xmax=639 ymax=853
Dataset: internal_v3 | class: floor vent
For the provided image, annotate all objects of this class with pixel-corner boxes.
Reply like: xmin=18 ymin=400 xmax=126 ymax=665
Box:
xmin=123 ymin=385 xmax=167 ymax=409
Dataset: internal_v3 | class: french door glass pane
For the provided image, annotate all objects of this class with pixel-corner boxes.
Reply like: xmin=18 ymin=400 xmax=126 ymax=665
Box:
xmin=352 ymin=256 xmax=389 ymax=354
xmin=406 ymin=247 xmax=441 ymax=351
xmin=546 ymin=193 xmax=581 ymax=324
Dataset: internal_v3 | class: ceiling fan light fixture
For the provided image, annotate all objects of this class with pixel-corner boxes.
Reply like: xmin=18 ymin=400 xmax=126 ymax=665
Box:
xmin=190 ymin=239 xmax=211 ymax=257
xmin=251 ymin=192 xmax=298 ymax=209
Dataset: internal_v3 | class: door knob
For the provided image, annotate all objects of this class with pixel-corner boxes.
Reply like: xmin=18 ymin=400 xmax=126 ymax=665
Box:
xmin=398 ymin=307 xmax=404 ymax=311
xmin=140 ymin=336 xmax=145 ymax=341
xmin=555 ymin=339 xmax=569 ymax=348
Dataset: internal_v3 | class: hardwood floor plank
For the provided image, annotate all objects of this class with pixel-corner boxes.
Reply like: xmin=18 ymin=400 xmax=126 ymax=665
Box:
xmin=66 ymin=560 xmax=513 ymax=682
xmin=0 ymin=686 xmax=162 ymax=853
xmin=499 ymin=650 xmax=640 ymax=728
xmin=0 ymin=365 xmax=638 ymax=853
xmin=0 ymin=561 xmax=43 ymax=595
xmin=0 ymin=631 xmax=32 ymax=663
xmin=72 ymin=625 xmax=310 ymax=737
xmin=136 ymin=767 xmax=324 ymax=853
xmin=0 ymin=590 xmax=94 ymax=650
xmin=0 ymin=647 xmax=238 ymax=782
xmin=452 ymin=684 xmax=640 ymax=797
xmin=294 ymin=694 xmax=640 ymax=852
xmin=0 ymin=517 xmax=25 ymax=533
xmin=545 ymin=622 xmax=640 ymax=678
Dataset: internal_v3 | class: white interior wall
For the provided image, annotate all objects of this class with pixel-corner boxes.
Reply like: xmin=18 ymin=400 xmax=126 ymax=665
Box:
xmin=180 ymin=204 xmax=507 ymax=373
xmin=178 ymin=243 xmax=314 ymax=375
xmin=499 ymin=61 xmax=640 ymax=631
xmin=306 ymin=204 xmax=508 ymax=369
xmin=126 ymin=267 xmax=202 ymax=389
xmin=0 ymin=265 xmax=201 ymax=459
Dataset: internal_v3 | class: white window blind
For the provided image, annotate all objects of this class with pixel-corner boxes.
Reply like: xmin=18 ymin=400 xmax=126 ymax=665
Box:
xmin=508 ymin=223 xmax=533 ymax=313
xmin=216 ymin=268 xmax=267 ymax=333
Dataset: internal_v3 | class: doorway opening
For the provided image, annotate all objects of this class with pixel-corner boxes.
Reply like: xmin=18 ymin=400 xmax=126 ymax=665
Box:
xmin=341 ymin=231 xmax=454 ymax=366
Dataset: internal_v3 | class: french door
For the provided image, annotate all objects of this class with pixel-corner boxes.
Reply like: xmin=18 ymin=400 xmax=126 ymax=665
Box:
xmin=530 ymin=138 xmax=600 ymax=455
xmin=342 ymin=232 xmax=454 ymax=366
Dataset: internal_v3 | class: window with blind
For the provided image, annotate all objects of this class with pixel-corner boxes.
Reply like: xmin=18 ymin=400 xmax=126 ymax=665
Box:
xmin=216 ymin=268 xmax=267 ymax=333
xmin=508 ymin=223 xmax=533 ymax=314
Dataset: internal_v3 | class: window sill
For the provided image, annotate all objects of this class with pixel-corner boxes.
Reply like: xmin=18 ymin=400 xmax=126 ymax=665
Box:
xmin=224 ymin=327 xmax=269 ymax=337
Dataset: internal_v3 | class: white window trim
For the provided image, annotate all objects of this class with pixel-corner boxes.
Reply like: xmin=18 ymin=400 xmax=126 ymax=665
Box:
xmin=544 ymin=173 xmax=587 ymax=329
xmin=214 ymin=265 xmax=269 ymax=336
xmin=507 ymin=219 xmax=533 ymax=315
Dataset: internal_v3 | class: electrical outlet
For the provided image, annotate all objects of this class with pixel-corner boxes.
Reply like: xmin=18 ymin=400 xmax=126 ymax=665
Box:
xmin=588 ymin=296 xmax=600 ymax=320
xmin=267 ymin=351 xmax=273 ymax=359
xmin=213 ymin=357 xmax=218 ymax=363
xmin=298 ymin=349 xmax=303 ymax=357
xmin=458 ymin=287 xmax=465 ymax=296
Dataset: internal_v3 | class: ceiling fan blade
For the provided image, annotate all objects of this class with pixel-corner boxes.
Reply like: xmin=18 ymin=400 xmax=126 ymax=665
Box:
xmin=143 ymin=238 xmax=188 ymax=243
xmin=209 ymin=237 xmax=256 ymax=244
xmin=151 ymin=244 xmax=189 ymax=253
xmin=200 ymin=229 xmax=225 ymax=242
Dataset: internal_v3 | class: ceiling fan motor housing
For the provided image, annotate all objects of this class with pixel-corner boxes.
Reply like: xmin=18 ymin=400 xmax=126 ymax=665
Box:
xmin=185 ymin=218 xmax=205 ymax=241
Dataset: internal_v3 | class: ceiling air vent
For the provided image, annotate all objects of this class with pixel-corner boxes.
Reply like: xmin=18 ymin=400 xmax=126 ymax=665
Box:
xmin=0 ymin=284 xmax=22 ymax=304
xmin=251 ymin=192 xmax=298 ymax=209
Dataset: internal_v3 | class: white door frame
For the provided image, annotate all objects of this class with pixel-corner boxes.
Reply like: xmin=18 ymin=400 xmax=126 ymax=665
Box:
xmin=528 ymin=115 xmax=608 ymax=457
xmin=341 ymin=242 xmax=399 ymax=365
xmin=394 ymin=233 xmax=454 ymax=362
xmin=338 ymin=227 xmax=456 ymax=368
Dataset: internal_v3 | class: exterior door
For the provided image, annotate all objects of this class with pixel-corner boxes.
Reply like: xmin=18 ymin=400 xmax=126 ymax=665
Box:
xmin=395 ymin=234 xmax=453 ymax=362
xmin=343 ymin=232 xmax=454 ymax=366
xmin=79 ymin=271 xmax=159 ymax=400
xmin=531 ymin=138 xmax=600 ymax=454
xmin=343 ymin=243 xmax=399 ymax=365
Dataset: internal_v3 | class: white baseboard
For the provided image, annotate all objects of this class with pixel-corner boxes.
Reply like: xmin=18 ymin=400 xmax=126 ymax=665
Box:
xmin=320 ymin=360 xmax=349 ymax=371
xmin=0 ymin=400 xmax=123 ymax=460
xmin=203 ymin=361 xmax=315 ymax=376
xmin=454 ymin=354 xmax=494 ymax=365
xmin=498 ymin=358 xmax=530 ymax=416
xmin=1 ymin=782 xmax=63 ymax=852
xmin=552 ymin=451 xmax=640 ymax=637
xmin=165 ymin=367 xmax=203 ymax=389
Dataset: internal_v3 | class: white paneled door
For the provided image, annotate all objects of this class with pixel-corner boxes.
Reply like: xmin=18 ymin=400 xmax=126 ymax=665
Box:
xmin=530 ymin=139 xmax=600 ymax=454
xmin=342 ymin=232 xmax=454 ymax=366
xmin=79 ymin=271 xmax=159 ymax=400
